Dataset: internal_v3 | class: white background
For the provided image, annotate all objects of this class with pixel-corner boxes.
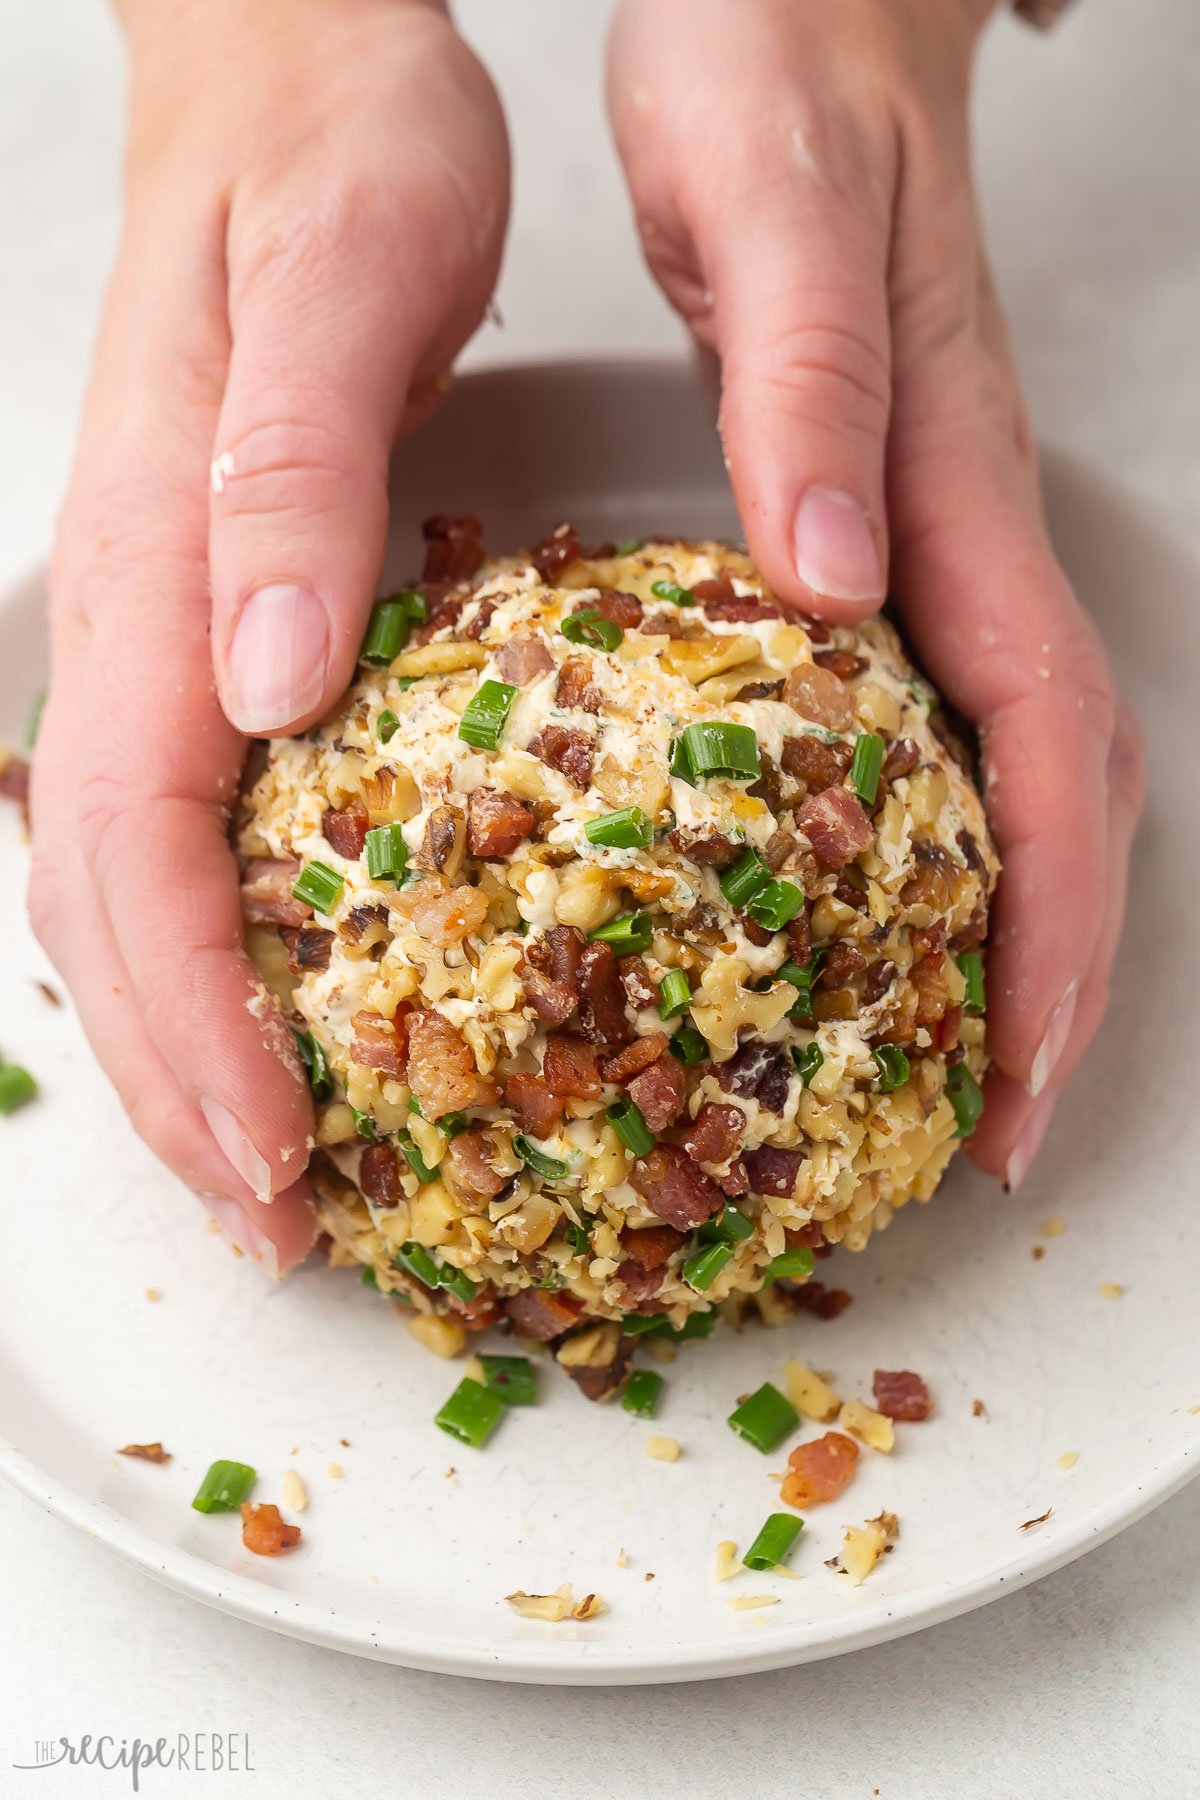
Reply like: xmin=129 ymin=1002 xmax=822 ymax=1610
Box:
xmin=1 ymin=2 xmax=1197 ymax=1795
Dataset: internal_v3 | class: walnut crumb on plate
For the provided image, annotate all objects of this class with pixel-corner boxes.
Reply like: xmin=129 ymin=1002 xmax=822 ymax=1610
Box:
xmin=505 ymin=1584 xmax=606 ymax=1622
xmin=117 ymin=1442 xmax=170 ymax=1464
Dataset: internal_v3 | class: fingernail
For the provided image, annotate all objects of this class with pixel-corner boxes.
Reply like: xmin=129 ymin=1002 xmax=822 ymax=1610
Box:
xmin=225 ymin=583 xmax=328 ymax=734
xmin=793 ymin=487 xmax=885 ymax=603
xmin=200 ymin=1094 xmax=273 ymax=1202
xmin=200 ymin=1192 xmax=280 ymax=1278
xmin=1029 ymin=981 xmax=1078 ymax=1099
xmin=1004 ymin=1094 xmax=1056 ymax=1194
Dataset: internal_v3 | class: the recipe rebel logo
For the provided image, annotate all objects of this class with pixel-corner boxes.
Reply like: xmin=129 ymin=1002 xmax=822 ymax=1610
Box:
xmin=12 ymin=1733 xmax=255 ymax=1789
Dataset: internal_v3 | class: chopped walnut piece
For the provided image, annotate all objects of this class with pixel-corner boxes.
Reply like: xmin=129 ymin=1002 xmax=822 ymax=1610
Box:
xmin=505 ymin=1583 xmax=606 ymax=1622
xmin=837 ymin=1399 xmax=895 ymax=1453
xmin=117 ymin=1442 xmax=171 ymax=1464
xmin=782 ymin=1361 xmax=841 ymax=1423
xmin=830 ymin=1511 xmax=899 ymax=1586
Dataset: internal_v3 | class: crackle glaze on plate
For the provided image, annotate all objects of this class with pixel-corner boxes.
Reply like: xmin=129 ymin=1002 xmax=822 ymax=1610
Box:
xmin=0 ymin=362 xmax=1197 ymax=1684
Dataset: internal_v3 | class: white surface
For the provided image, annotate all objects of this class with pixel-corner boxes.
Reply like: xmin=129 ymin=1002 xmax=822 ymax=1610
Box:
xmin=4 ymin=386 xmax=1198 ymax=1689
xmin=1 ymin=0 xmax=1198 ymax=1789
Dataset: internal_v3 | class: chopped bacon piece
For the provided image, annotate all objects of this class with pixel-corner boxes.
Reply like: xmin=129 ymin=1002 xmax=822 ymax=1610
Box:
xmin=873 ymin=1369 xmax=934 ymax=1421
xmin=522 ymin=968 xmax=577 ymax=1028
xmin=780 ymin=1432 xmax=859 ymax=1508
xmin=321 ymin=803 xmax=368 ymax=861
xmin=743 ymin=1145 xmax=805 ymax=1199
xmin=618 ymin=955 xmax=659 ymax=1010
xmin=575 ymin=588 xmax=643 ymax=628
xmin=543 ymin=1032 xmax=602 ymax=1099
xmin=446 ymin=1279 xmax=504 ymax=1331
xmin=781 ymin=733 xmax=854 ymax=793
xmin=505 ymin=1071 xmax=565 ymax=1136
xmin=241 ymin=857 xmax=310 ymax=927
xmin=629 ymin=1145 xmax=725 ymax=1230
xmin=0 ymin=754 xmax=30 ymax=807
xmin=496 ymin=634 xmax=554 ymax=686
xmin=786 ymin=912 xmax=813 ymax=967
xmin=793 ymin=1280 xmax=854 ymax=1319
xmin=784 ymin=1220 xmax=826 ymax=1249
xmin=350 ymin=1008 xmax=410 ymax=1078
xmin=716 ymin=1043 xmax=792 ymax=1113
xmin=691 ymin=574 xmax=784 ymax=622
xmin=506 ymin=1287 xmax=583 ymax=1342
xmin=910 ymin=953 xmax=950 ymax=1027
xmin=796 ymin=787 xmax=872 ymax=869
xmin=464 ymin=597 xmax=498 ymax=639
xmin=241 ymin=1502 xmax=302 ymax=1556
xmin=359 ymin=1143 xmax=403 ymax=1208
xmin=527 ymin=924 xmax=587 ymax=994
xmin=530 ymin=522 xmax=583 ymax=582
xmin=444 ymin=1131 xmax=508 ymax=1200
xmin=862 ymin=958 xmax=896 ymax=1005
xmin=577 ymin=941 xmax=632 ymax=1045
xmin=406 ymin=1009 xmax=497 ymax=1118
xmin=813 ymin=647 xmax=867 ymax=681
xmin=529 ymin=723 xmax=595 ymax=790
xmin=615 ymin=1259 xmax=666 ymax=1309
xmin=466 ymin=788 xmax=536 ymax=859
xmin=720 ymin=1157 xmax=750 ymax=1195
xmin=556 ymin=657 xmax=603 ymax=713
xmin=936 ymin=1003 xmax=963 ymax=1053
xmin=118 ymin=1442 xmax=171 ymax=1463
xmin=286 ymin=925 xmax=335 ymax=974
xmin=559 ymin=1329 xmax=633 ymax=1402
xmin=415 ymin=588 xmax=466 ymax=643
xmin=627 ymin=1055 xmax=687 ymax=1131
xmin=422 ymin=513 xmax=485 ymax=583
xmin=818 ymin=941 xmax=866 ymax=988
xmin=910 ymin=919 xmax=948 ymax=959
xmin=619 ymin=1224 xmax=685 ymax=1271
xmin=668 ymin=826 xmax=743 ymax=869
xmin=883 ymin=737 xmax=920 ymax=781
xmin=783 ymin=662 xmax=854 ymax=730
xmin=683 ymin=1102 xmax=746 ymax=1169
xmin=601 ymin=1032 xmax=669 ymax=1084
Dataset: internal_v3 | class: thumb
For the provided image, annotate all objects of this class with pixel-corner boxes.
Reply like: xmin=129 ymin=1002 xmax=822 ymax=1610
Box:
xmin=694 ymin=137 xmax=895 ymax=621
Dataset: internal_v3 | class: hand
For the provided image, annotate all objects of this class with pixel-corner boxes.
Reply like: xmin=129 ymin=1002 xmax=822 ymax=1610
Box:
xmin=29 ymin=0 xmax=508 ymax=1267
xmin=608 ymin=0 xmax=1144 ymax=1187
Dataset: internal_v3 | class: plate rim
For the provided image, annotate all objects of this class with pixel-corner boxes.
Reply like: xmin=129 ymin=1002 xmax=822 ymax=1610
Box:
xmin=2 ymin=354 xmax=1198 ymax=1684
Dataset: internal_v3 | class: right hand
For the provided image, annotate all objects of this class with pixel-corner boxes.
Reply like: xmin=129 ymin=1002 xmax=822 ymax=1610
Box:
xmin=29 ymin=0 xmax=509 ymax=1269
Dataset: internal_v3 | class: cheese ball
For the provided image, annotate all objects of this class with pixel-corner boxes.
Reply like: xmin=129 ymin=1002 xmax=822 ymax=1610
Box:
xmin=236 ymin=518 xmax=998 ymax=1397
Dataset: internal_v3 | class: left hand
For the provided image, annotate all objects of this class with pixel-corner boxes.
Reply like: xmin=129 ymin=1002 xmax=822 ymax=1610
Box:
xmin=607 ymin=0 xmax=1144 ymax=1186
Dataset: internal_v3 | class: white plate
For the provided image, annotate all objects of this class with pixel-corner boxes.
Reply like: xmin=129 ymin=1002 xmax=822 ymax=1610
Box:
xmin=1 ymin=360 xmax=1197 ymax=1686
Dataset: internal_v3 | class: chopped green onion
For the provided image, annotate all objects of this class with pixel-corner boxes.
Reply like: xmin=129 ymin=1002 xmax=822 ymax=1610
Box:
xmin=670 ymin=720 xmax=760 ymax=786
xmin=397 ymin=1132 xmax=438 ymax=1185
xmin=743 ymin=1512 xmax=805 ymax=1571
xmin=365 ymin=823 xmax=409 ymax=882
xmin=361 ymin=1265 xmax=380 ymax=1291
xmin=438 ymin=1111 xmax=468 ymax=1139
xmin=479 ymin=1354 xmax=537 ymax=1406
xmin=0 ymin=1064 xmax=38 ymax=1115
xmin=700 ymin=1204 xmax=754 ymax=1245
xmin=957 ymin=951 xmax=986 ymax=1014
xmin=657 ymin=969 xmax=692 ymax=1020
xmin=376 ymin=708 xmax=400 ymax=745
xmin=25 ymin=688 xmax=46 ymax=748
xmin=394 ymin=676 xmax=421 ymax=692
xmin=393 ymin=1241 xmax=441 ymax=1287
xmin=606 ymin=1097 xmax=656 ymax=1158
xmin=792 ymin=1043 xmax=824 ymax=1086
xmin=458 ymin=679 xmax=518 ymax=750
xmin=565 ymin=1219 xmax=593 ymax=1257
xmin=673 ymin=1309 xmax=717 ymax=1341
xmin=361 ymin=592 xmax=424 ymax=666
xmin=191 ymin=1459 xmax=256 ymax=1514
xmin=621 ymin=1312 xmax=669 ymax=1336
xmin=536 ymin=1266 xmax=566 ymax=1290
xmin=850 ymin=732 xmax=885 ymax=807
xmin=719 ymin=848 xmax=772 ymax=909
xmin=779 ymin=953 xmax=825 ymax=1023
xmin=292 ymin=1029 xmax=332 ymax=1102
xmin=292 ymin=861 xmax=344 ymax=915
xmin=746 ymin=878 xmax=805 ymax=933
xmin=946 ymin=1063 xmax=983 ymax=1138
xmin=727 ymin=1383 xmax=799 ymax=1453
xmin=669 ymin=1025 xmax=709 ymax=1066
xmin=435 ymin=1378 xmax=505 ymax=1449
xmin=513 ymin=1134 xmax=572 ymax=1181
xmin=763 ymin=1247 xmax=815 ymax=1284
xmin=615 ymin=537 xmax=645 ymax=555
xmin=683 ymin=1241 xmax=734 ymax=1291
xmin=561 ymin=609 xmax=623 ymax=652
xmin=585 ymin=806 xmax=654 ymax=849
xmin=587 ymin=909 xmax=653 ymax=953
xmin=651 ymin=578 xmax=695 ymax=608
xmin=437 ymin=1263 xmax=478 ymax=1303
xmin=872 ymin=1044 xmax=911 ymax=1093
xmin=622 ymin=1371 xmax=665 ymax=1418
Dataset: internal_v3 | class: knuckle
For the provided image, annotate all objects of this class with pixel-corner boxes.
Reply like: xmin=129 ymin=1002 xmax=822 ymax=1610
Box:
xmin=726 ymin=315 xmax=891 ymax=443
xmin=212 ymin=399 xmax=373 ymax=526
xmin=1111 ymin=701 xmax=1147 ymax=809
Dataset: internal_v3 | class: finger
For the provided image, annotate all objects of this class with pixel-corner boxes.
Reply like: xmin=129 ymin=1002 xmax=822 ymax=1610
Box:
xmin=210 ymin=47 xmax=508 ymax=735
xmin=968 ymin=700 xmax=1145 ymax=1186
xmin=607 ymin=4 xmax=895 ymax=618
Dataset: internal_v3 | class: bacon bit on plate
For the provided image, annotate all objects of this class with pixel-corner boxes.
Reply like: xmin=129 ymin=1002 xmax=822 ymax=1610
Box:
xmin=792 ymin=1280 xmax=854 ymax=1319
xmin=1020 ymin=1507 xmax=1053 ymax=1532
xmin=240 ymin=1502 xmax=302 ymax=1556
xmin=972 ymin=1398 xmax=989 ymax=1419
xmin=780 ymin=1431 xmax=859 ymax=1508
xmin=117 ymin=1442 xmax=171 ymax=1464
xmin=872 ymin=1369 xmax=934 ymax=1421
xmin=1031 ymin=1245 xmax=1046 ymax=1261
xmin=506 ymin=1287 xmax=583 ymax=1342
xmin=828 ymin=1511 xmax=899 ymax=1586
